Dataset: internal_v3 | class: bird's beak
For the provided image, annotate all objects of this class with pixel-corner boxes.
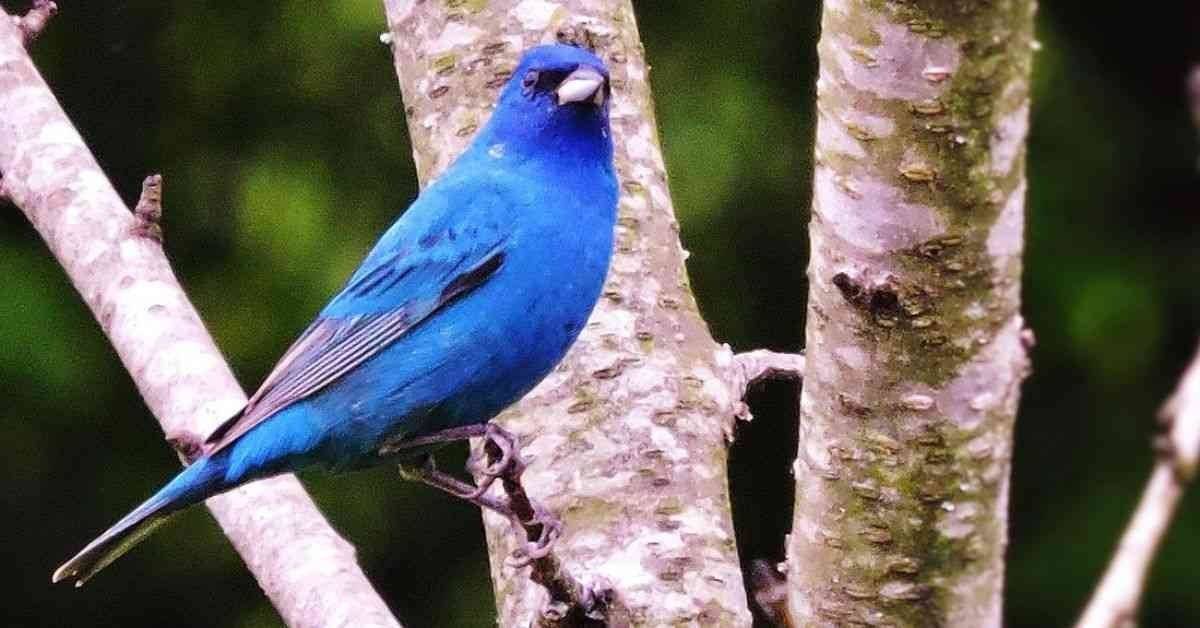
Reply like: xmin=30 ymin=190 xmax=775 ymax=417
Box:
xmin=556 ymin=66 xmax=606 ymax=107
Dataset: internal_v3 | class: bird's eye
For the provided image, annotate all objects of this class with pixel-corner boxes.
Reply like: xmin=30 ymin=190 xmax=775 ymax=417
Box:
xmin=521 ymin=70 xmax=538 ymax=94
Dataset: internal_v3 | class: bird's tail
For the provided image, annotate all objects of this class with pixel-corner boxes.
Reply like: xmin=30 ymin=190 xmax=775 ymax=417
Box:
xmin=52 ymin=453 xmax=229 ymax=586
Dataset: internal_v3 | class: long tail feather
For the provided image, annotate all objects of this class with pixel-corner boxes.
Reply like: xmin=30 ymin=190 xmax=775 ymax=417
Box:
xmin=53 ymin=455 xmax=227 ymax=586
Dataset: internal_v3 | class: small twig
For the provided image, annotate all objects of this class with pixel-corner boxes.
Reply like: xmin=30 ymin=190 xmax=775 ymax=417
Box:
xmin=1076 ymin=344 xmax=1200 ymax=628
xmin=725 ymin=348 xmax=805 ymax=423
xmin=479 ymin=439 xmax=608 ymax=626
xmin=131 ymin=173 xmax=164 ymax=242
xmin=14 ymin=0 xmax=57 ymax=45
xmin=733 ymin=349 xmax=806 ymax=388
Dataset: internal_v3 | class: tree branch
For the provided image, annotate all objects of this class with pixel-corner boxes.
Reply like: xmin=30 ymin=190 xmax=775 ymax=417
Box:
xmin=0 ymin=12 xmax=399 ymax=628
xmin=788 ymin=1 xmax=1035 ymax=625
xmin=1075 ymin=468 xmax=1189 ymax=628
xmin=1076 ymin=344 xmax=1200 ymax=628
xmin=1076 ymin=70 xmax=1200 ymax=621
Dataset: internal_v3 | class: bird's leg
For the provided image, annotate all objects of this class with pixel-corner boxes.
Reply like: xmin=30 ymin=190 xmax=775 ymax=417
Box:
xmin=393 ymin=422 xmax=563 ymax=564
xmin=467 ymin=424 xmax=563 ymax=567
xmin=398 ymin=454 xmax=516 ymax=518
xmin=380 ymin=423 xmax=488 ymax=456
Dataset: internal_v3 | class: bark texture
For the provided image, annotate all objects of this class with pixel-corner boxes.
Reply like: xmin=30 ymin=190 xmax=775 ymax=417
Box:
xmin=382 ymin=1 xmax=762 ymax=624
xmin=0 ymin=14 xmax=399 ymax=628
xmin=787 ymin=1 xmax=1035 ymax=625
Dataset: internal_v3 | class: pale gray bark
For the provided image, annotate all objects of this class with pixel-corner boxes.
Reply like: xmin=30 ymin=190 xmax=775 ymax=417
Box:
xmin=381 ymin=1 xmax=804 ymax=625
xmin=0 ymin=12 xmax=399 ymax=628
xmin=788 ymin=1 xmax=1035 ymax=625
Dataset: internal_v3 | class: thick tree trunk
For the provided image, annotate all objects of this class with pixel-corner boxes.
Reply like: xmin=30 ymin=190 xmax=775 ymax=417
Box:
xmin=0 ymin=12 xmax=399 ymax=628
xmin=787 ymin=1 xmax=1035 ymax=625
xmin=381 ymin=1 xmax=780 ymax=625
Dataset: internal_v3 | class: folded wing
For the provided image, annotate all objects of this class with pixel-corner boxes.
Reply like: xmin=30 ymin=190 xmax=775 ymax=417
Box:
xmin=204 ymin=225 xmax=507 ymax=455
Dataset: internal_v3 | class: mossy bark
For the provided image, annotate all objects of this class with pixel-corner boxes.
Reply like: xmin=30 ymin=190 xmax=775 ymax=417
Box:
xmin=382 ymin=1 xmax=753 ymax=625
xmin=787 ymin=0 xmax=1035 ymax=625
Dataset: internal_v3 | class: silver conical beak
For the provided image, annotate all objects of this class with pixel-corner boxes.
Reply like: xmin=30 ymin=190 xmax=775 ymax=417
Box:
xmin=556 ymin=66 xmax=606 ymax=106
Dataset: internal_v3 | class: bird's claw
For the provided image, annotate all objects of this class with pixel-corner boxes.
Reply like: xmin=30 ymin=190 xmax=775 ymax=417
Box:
xmin=506 ymin=504 xmax=562 ymax=568
xmin=467 ymin=422 xmax=524 ymax=499
xmin=402 ymin=423 xmax=564 ymax=568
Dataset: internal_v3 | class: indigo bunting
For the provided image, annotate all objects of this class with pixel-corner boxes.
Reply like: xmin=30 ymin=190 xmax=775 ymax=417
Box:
xmin=54 ymin=44 xmax=616 ymax=585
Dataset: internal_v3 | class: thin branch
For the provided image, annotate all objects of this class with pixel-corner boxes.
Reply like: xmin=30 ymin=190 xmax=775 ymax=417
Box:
xmin=1077 ymin=66 xmax=1200 ymax=628
xmin=0 ymin=13 xmax=399 ymax=628
xmin=726 ymin=349 xmax=805 ymax=422
xmin=14 ymin=0 xmax=56 ymax=45
xmin=1077 ymin=344 xmax=1200 ymax=628
xmin=732 ymin=349 xmax=805 ymax=389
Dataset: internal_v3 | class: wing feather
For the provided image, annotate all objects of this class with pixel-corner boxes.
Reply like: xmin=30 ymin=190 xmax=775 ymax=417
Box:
xmin=203 ymin=242 xmax=506 ymax=455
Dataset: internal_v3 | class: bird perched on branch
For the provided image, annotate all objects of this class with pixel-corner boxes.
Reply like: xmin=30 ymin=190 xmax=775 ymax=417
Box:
xmin=54 ymin=43 xmax=616 ymax=586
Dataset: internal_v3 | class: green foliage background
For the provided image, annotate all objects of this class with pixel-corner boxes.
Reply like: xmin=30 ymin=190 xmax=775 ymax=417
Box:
xmin=1 ymin=1 xmax=1197 ymax=626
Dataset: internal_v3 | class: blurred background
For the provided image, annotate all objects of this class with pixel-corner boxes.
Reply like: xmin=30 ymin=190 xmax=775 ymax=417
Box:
xmin=1 ymin=1 xmax=1198 ymax=626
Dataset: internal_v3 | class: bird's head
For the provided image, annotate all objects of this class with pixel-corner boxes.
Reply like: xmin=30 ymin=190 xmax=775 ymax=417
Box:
xmin=506 ymin=44 xmax=611 ymax=110
xmin=476 ymin=44 xmax=613 ymax=163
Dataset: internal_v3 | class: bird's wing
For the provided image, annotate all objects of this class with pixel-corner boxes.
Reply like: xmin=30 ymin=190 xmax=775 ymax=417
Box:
xmin=203 ymin=225 xmax=508 ymax=455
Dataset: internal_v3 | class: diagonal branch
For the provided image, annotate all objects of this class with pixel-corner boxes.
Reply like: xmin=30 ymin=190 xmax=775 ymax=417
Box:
xmin=1076 ymin=344 xmax=1200 ymax=628
xmin=0 ymin=12 xmax=399 ymax=628
xmin=1077 ymin=65 xmax=1200 ymax=628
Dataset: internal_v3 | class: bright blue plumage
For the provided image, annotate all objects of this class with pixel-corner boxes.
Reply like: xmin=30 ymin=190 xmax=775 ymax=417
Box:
xmin=54 ymin=44 xmax=617 ymax=585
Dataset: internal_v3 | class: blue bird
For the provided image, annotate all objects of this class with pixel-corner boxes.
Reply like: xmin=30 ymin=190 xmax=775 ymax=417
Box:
xmin=54 ymin=44 xmax=617 ymax=586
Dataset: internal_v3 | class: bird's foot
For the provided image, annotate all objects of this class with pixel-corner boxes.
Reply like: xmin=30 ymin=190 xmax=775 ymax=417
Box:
xmin=399 ymin=454 xmax=515 ymax=517
xmin=507 ymin=502 xmax=563 ymax=568
xmin=466 ymin=422 xmax=525 ymax=499
xmin=399 ymin=423 xmax=564 ymax=568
